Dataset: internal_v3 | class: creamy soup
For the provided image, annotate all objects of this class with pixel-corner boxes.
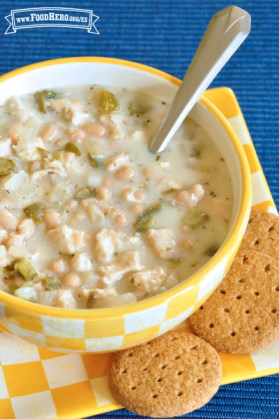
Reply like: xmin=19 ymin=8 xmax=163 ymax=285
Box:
xmin=0 ymin=85 xmax=233 ymax=309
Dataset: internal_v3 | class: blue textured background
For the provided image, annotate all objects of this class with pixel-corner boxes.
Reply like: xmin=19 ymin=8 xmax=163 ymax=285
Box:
xmin=0 ymin=0 xmax=278 ymax=418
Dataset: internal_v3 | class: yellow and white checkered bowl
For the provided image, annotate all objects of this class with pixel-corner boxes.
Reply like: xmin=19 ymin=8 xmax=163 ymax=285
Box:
xmin=0 ymin=58 xmax=252 ymax=354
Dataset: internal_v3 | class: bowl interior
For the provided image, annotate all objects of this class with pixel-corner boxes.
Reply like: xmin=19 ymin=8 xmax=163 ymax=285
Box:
xmin=0 ymin=61 xmax=242 ymax=244
xmin=0 ymin=59 xmax=248 ymax=316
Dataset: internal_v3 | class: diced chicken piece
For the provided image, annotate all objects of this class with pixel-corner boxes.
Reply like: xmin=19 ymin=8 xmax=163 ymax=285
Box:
xmin=99 ymin=114 xmax=125 ymax=139
xmin=8 ymin=98 xmax=30 ymax=123
xmin=77 ymin=288 xmax=120 ymax=308
xmin=97 ymin=251 xmax=142 ymax=284
xmin=147 ymin=228 xmax=178 ymax=259
xmin=71 ymin=253 xmax=92 ymax=272
xmin=17 ymin=218 xmax=35 ymax=239
xmin=47 ymin=225 xmax=84 ymax=255
xmin=158 ymin=178 xmax=182 ymax=192
xmin=129 ymin=267 xmax=167 ymax=298
xmin=0 ymin=138 xmax=12 ymax=157
xmin=0 ymin=245 xmax=11 ymax=268
xmin=7 ymin=96 xmax=22 ymax=113
xmin=78 ymin=288 xmax=117 ymax=300
xmin=46 ymin=99 xmax=88 ymax=126
xmin=8 ymin=245 xmax=31 ymax=260
xmin=123 ymin=235 xmax=142 ymax=246
xmin=104 ymin=153 xmax=130 ymax=172
xmin=87 ymin=204 xmax=104 ymax=223
xmin=0 ymin=227 xmax=8 ymax=244
xmin=14 ymin=136 xmax=44 ymax=162
xmin=31 ymin=160 xmax=66 ymax=184
xmin=157 ymin=161 xmax=171 ymax=170
xmin=13 ymin=117 xmax=42 ymax=162
xmin=94 ymin=228 xmax=120 ymax=263
xmin=7 ymin=97 xmax=30 ymax=123
xmin=55 ymin=289 xmax=77 ymax=309
xmin=177 ymin=184 xmax=204 ymax=208
xmin=131 ymin=130 xmax=146 ymax=142
xmin=14 ymin=286 xmax=38 ymax=302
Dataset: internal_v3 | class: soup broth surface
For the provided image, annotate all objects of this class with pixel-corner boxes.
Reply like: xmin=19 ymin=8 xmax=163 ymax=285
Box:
xmin=0 ymin=84 xmax=233 ymax=309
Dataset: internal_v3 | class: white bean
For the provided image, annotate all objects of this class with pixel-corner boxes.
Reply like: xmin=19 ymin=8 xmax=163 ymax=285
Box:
xmin=5 ymin=234 xmax=24 ymax=248
xmin=50 ymin=259 xmax=68 ymax=274
xmin=62 ymin=272 xmax=81 ymax=288
xmin=83 ymin=122 xmax=106 ymax=137
xmin=41 ymin=124 xmax=59 ymax=142
xmin=7 ymin=123 xmax=23 ymax=142
xmin=44 ymin=211 xmax=61 ymax=229
xmin=17 ymin=218 xmax=35 ymax=239
xmin=0 ymin=211 xmax=18 ymax=231
xmin=115 ymin=166 xmax=136 ymax=181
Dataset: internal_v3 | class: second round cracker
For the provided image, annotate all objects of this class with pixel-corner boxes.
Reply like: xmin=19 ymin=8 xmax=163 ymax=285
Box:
xmin=240 ymin=209 xmax=279 ymax=261
xmin=189 ymin=249 xmax=279 ymax=354
xmin=108 ymin=331 xmax=222 ymax=418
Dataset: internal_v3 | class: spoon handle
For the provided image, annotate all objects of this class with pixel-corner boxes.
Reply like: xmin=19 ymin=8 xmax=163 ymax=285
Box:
xmin=149 ymin=5 xmax=251 ymax=154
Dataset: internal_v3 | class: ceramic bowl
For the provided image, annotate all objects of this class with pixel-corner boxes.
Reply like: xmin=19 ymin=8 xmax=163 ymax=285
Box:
xmin=0 ymin=58 xmax=252 ymax=353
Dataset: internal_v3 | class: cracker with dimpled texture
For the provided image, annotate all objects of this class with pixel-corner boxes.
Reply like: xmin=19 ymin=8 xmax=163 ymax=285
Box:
xmin=108 ymin=331 xmax=222 ymax=418
xmin=189 ymin=249 xmax=279 ymax=354
xmin=240 ymin=209 xmax=279 ymax=261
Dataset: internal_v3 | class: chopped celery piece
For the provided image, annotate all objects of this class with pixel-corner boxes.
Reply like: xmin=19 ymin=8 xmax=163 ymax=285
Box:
xmin=87 ymin=292 xmax=96 ymax=309
xmin=88 ymin=153 xmax=98 ymax=168
xmin=0 ymin=157 xmax=15 ymax=176
xmin=74 ymin=187 xmax=96 ymax=201
xmin=52 ymin=151 xmax=65 ymax=164
xmin=34 ymin=90 xmax=56 ymax=114
xmin=140 ymin=182 xmax=148 ymax=191
xmin=16 ymin=260 xmax=37 ymax=281
xmin=34 ymin=92 xmax=46 ymax=113
xmin=182 ymin=208 xmax=209 ymax=229
xmin=128 ymin=101 xmax=150 ymax=115
xmin=204 ymin=244 xmax=220 ymax=257
xmin=64 ymin=142 xmax=81 ymax=156
xmin=162 ymin=188 xmax=178 ymax=196
xmin=135 ymin=203 xmax=161 ymax=232
xmin=170 ymin=258 xmax=182 ymax=270
xmin=41 ymin=90 xmax=56 ymax=99
xmin=37 ymin=147 xmax=65 ymax=164
xmin=156 ymin=155 xmax=161 ymax=161
xmin=43 ymin=275 xmax=61 ymax=290
xmin=99 ymin=89 xmax=120 ymax=114
xmin=37 ymin=147 xmax=54 ymax=161
xmin=23 ymin=202 xmax=45 ymax=225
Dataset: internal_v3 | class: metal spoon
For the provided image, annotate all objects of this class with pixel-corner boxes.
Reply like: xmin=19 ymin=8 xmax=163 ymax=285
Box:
xmin=149 ymin=5 xmax=251 ymax=154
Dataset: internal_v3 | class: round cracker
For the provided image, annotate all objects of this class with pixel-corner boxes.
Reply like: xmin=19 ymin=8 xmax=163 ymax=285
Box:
xmin=108 ymin=331 xmax=222 ymax=418
xmin=189 ymin=249 xmax=279 ymax=354
xmin=240 ymin=209 xmax=279 ymax=261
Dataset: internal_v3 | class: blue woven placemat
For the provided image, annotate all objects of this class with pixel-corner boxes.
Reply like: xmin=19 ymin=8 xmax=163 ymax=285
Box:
xmin=0 ymin=0 xmax=278 ymax=417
